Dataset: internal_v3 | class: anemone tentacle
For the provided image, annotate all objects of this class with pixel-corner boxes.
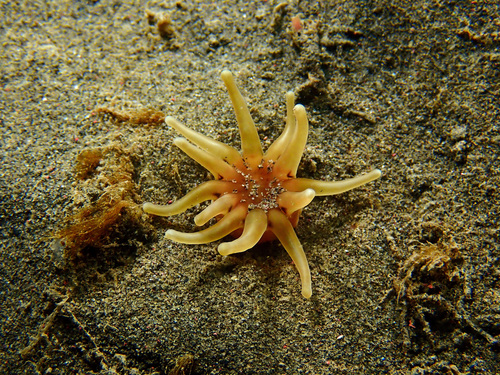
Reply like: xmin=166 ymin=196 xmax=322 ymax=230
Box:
xmin=268 ymin=208 xmax=312 ymax=299
xmin=173 ymin=137 xmax=237 ymax=180
xmin=283 ymin=169 xmax=382 ymax=196
xmin=143 ymin=180 xmax=234 ymax=217
xmin=166 ymin=116 xmax=241 ymax=163
xmin=274 ymin=104 xmax=309 ymax=178
xmin=194 ymin=194 xmax=240 ymax=226
xmin=218 ymin=208 xmax=268 ymax=256
xmin=221 ymin=70 xmax=263 ymax=160
xmin=265 ymin=91 xmax=296 ymax=160
xmin=277 ymin=189 xmax=316 ymax=215
xmin=164 ymin=204 xmax=247 ymax=244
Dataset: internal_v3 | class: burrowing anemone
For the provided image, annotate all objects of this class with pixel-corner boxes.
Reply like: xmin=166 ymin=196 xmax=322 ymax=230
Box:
xmin=143 ymin=70 xmax=381 ymax=298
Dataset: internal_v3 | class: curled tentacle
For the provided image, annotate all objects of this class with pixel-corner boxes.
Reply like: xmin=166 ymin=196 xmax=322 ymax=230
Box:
xmin=277 ymin=188 xmax=316 ymax=215
xmin=165 ymin=204 xmax=247 ymax=244
xmin=218 ymin=208 xmax=268 ymax=256
xmin=194 ymin=194 xmax=240 ymax=226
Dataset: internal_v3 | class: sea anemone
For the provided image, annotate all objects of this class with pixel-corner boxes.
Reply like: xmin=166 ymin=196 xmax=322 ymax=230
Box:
xmin=143 ymin=70 xmax=381 ymax=298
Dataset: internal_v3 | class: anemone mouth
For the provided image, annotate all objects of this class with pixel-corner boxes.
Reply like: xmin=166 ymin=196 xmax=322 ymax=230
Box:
xmin=230 ymin=160 xmax=286 ymax=213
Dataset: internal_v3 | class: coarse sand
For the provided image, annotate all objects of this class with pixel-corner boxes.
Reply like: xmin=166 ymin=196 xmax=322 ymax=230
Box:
xmin=1 ymin=1 xmax=499 ymax=374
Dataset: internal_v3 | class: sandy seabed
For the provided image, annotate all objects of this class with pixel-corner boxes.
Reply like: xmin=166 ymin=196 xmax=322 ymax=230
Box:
xmin=1 ymin=1 xmax=499 ymax=374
